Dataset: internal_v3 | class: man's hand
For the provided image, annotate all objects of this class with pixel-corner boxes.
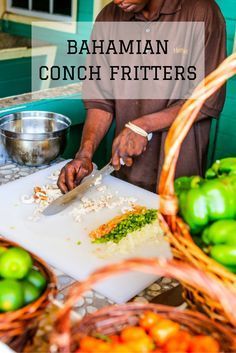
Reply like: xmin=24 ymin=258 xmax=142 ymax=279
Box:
xmin=112 ymin=128 xmax=148 ymax=170
xmin=57 ymin=157 xmax=93 ymax=193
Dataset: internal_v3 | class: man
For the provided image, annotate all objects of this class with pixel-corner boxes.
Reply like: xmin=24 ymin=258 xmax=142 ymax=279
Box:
xmin=58 ymin=0 xmax=226 ymax=193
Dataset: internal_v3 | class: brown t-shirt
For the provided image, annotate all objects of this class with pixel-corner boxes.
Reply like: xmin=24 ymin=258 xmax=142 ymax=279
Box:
xmin=84 ymin=0 xmax=226 ymax=192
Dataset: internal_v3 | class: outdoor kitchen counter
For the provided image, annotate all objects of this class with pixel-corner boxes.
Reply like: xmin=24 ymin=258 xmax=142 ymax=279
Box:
xmin=0 ymin=160 xmax=179 ymax=323
xmin=0 ymin=83 xmax=83 ymax=110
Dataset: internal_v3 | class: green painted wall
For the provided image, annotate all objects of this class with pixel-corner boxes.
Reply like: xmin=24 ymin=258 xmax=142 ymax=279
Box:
xmin=0 ymin=55 xmax=47 ymax=99
xmin=210 ymin=0 xmax=236 ymax=162
xmin=0 ymin=0 xmax=94 ymax=98
xmin=0 ymin=57 xmax=31 ymax=98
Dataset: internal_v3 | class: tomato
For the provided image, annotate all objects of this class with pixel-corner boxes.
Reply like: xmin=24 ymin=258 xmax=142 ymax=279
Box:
xmin=112 ymin=343 xmax=133 ymax=353
xmin=149 ymin=320 xmax=180 ymax=345
xmin=121 ymin=326 xmax=147 ymax=342
xmin=86 ymin=337 xmax=111 ymax=353
xmin=127 ymin=337 xmax=155 ymax=353
xmin=95 ymin=342 xmax=111 ymax=352
xmin=163 ymin=330 xmax=191 ymax=353
xmin=188 ymin=336 xmax=220 ymax=353
xmin=110 ymin=335 xmax=121 ymax=344
xmin=80 ymin=337 xmax=109 ymax=352
xmin=139 ymin=311 xmax=160 ymax=330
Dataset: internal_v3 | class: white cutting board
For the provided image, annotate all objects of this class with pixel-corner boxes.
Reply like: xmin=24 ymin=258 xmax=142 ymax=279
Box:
xmin=0 ymin=161 xmax=172 ymax=303
xmin=0 ymin=343 xmax=15 ymax=353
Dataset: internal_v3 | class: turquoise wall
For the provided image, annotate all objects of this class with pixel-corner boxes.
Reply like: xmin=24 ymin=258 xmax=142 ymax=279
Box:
xmin=212 ymin=0 xmax=236 ymax=161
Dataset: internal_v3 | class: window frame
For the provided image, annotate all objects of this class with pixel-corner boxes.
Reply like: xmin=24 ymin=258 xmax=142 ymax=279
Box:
xmin=6 ymin=0 xmax=73 ymax=22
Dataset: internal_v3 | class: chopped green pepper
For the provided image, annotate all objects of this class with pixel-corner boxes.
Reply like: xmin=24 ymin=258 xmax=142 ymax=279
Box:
xmin=93 ymin=209 xmax=157 ymax=244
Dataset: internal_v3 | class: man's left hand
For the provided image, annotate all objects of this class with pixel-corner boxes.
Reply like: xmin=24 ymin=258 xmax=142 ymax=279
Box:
xmin=112 ymin=127 xmax=148 ymax=170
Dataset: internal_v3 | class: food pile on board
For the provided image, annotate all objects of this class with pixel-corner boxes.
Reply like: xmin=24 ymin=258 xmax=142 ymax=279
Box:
xmin=0 ymin=246 xmax=47 ymax=312
xmin=76 ymin=311 xmax=220 ymax=353
xmin=90 ymin=205 xmax=164 ymax=258
xmin=175 ymin=157 xmax=236 ymax=273
xmin=90 ymin=206 xmax=157 ymax=244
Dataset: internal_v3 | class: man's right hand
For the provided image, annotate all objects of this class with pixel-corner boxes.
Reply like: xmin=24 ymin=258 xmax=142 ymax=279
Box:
xmin=57 ymin=157 xmax=93 ymax=193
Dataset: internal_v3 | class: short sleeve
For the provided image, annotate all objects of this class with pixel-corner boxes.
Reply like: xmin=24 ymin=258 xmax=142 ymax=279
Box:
xmin=83 ymin=99 xmax=115 ymax=114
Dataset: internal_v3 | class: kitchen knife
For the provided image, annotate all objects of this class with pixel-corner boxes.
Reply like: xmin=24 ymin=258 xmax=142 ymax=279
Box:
xmin=43 ymin=162 xmax=115 ymax=216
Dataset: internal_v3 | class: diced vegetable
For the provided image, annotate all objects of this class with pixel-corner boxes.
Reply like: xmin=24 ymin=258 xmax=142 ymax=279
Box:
xmin=93 ymin=209 xmax=157 ymax=244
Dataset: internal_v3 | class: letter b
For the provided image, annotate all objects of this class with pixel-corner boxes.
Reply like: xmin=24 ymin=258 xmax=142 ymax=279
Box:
xmin=67 ymin=40 xmax=77 ymax=54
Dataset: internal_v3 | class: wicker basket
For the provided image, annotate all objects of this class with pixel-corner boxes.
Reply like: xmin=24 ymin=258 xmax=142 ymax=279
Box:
xmin=50 ymin=258 xmax=236 ymax=353
xmin=0 ymin=237 xmax=57 ymax=352
xmin=158 ymin=53 xmax=236 ymax=326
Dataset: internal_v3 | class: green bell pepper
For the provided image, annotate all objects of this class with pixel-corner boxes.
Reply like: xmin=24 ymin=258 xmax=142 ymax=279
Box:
xmin=202 ymin=220 xmax=236 ymax=245
xmin=175 ymin=175 xmax=236 ymax=234
xmin=202 ymin=220 xmax=236 ymax=272
xmin=206 ymin=157 xmax=236 ymax=179
xmin=174 ymin=176 xmax=202 ymax=196
xmin=210 ymin=245 xmax=236 ymax=267
xmin=224 ymin=265 xmax=236 ymax=274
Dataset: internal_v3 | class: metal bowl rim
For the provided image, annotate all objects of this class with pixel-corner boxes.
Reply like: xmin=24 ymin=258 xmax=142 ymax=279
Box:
xmin=0 ymin=131 xmax=67 ymax=141
xmin=0 ymin=111 xmax=71 ymax=140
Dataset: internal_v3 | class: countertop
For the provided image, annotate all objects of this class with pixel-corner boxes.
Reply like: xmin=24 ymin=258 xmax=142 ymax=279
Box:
xmin=0 ymin=159 xmax=179 ymax=351
xmin=0 ymin=83 xmax=82 ymax=110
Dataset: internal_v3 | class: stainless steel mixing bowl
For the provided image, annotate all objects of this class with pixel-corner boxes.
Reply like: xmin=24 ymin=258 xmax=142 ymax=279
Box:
xmin=0 ymin=111 xmax=71 ymax=166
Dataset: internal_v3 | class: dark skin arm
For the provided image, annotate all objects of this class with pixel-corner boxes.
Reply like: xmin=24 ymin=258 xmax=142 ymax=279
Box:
xmin=57 ymin=109 xmax=112 ymax=193
xmin=112 ymin=103 xmax=208 ymax=170
xmin=112 ymin=103 xmax=181 ymax=170
xmin=58 ymin=103 xmax=206 ymax=192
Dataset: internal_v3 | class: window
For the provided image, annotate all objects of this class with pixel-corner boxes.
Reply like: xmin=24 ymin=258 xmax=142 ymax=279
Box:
xmin=7 ymin=0 xmax=73 ymax=21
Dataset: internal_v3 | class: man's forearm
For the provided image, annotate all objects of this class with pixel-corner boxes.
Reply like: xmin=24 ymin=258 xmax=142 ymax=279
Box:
xmin=132 ymin=103 xmax=207 ymax=133
xmin=75 ymin=108 xmax=113 ymax=160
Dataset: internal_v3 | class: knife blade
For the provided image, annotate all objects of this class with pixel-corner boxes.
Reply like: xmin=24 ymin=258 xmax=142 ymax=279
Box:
xmin=43 ymin=162 xmax=114 ymax=216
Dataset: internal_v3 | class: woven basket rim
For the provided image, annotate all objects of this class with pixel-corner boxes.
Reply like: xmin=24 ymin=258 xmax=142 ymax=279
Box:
xmin=77 ymin=302 xmax=231 ymax=328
